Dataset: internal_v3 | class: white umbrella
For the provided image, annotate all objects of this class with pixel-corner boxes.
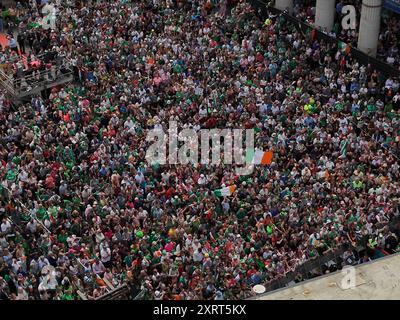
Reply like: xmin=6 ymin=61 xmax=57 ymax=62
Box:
xmin=252 ymin=284 xmax=266 ymax=295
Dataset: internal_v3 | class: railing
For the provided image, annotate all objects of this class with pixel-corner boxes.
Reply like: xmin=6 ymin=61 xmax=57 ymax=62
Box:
xmin=2 ymin=50 xmax=59 ymax=65
xmin=95 ymin=283 xmax=132 ymax=300
xmin=0 ymin=49 xmax=72 ymax=99
xmin=260 ymin=245 xmax=348 ymax=293
xmin=0 ymin=65 xmax=73 ymax=99
xmin=14 ymin=67 xmax=74 ymax=97
xmin=0 ymin=68 xmax=16 ymax=96
xmin=133 ymin=289 xmax=147 ymax=300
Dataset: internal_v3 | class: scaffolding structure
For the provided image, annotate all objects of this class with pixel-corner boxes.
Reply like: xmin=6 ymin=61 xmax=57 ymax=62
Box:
xmin=0 ymin=65 xmax=73 ymax=101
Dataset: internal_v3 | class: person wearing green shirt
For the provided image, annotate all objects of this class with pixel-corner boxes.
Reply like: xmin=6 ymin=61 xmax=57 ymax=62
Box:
xmin=236 ymin=208 xmax=247 ymax=220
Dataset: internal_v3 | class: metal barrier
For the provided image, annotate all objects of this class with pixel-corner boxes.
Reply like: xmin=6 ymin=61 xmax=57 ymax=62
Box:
xmin=95 ymin=283 xmax=132 ymax=300
xmin=2 ymin=50 xmax=59 ymax=65
xmin=0 ymin=65 xmax=73 ymax=100
xmin=133 ymin=289 xmax=147 ymax=300
xmin=0 ymin=49 xmax=72 ymax=100
xmin=262 ymin=246 xmax=347 ymax=293
xmin=0 ymin=68 xmax=16 ymax=96
xmin=14 ymin=68 xmax=74 ymax=98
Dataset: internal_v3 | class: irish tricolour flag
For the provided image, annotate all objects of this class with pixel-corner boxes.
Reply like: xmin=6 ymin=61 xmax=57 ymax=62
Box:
xmin=338 ymin=41 xmax=351 ymax=55
xmin=245 ymin=149 xmax=273 ymax=165
xmin=214 ymin=185 xmax=236 ymax=197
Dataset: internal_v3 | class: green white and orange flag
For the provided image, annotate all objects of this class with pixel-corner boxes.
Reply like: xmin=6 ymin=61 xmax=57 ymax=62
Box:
xmin=246 ymin=149 xmax=273 ymax=165
xmin=338 ymin=41 xmax=351 ymax=54
xmin=214 ymin=185 xmax=236 ymax=197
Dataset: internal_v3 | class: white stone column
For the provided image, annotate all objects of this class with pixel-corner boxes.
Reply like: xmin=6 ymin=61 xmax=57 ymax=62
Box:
xmin=357 ymin=0 xmax=383 ymax=57
xmin=315 ymin=0 xmax=336 ymax=32
xmin=275 ymin=0 xmax=293 ymax=15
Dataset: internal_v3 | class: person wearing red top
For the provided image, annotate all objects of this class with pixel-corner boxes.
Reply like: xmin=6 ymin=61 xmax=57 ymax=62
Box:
xmin=165 ymin=186 xmax=175 ymax=199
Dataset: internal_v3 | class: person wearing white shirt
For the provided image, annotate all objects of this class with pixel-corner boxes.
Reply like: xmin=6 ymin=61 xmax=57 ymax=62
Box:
xmin=26 ymin=219 xmax=38 ymax=234
xmin=18 ymin=170 xmax=29 ymax=183
xmin=161 ymin=171 xmax=170 ymax=183
xmin=38 ymin=256 xmax=50 ymax=270
xmin=0 ymin=219 xmax=11 ymax=234
xmin=92 ymin=259 xmax=105 ymax=275
xmin=197 ymin=174 xmax=207 ymax=185
xmin=16 ymin=287 xmax=29 ymax=300
xmin=199 ymin=105 xmax=207 ymax=117
xmin=100 ymin=241 xmax=111 ymax=268
xmin=385 ymin=78 xmax=393 ymax=89
xmin=135 ymin=171 xmax=144 ymax=184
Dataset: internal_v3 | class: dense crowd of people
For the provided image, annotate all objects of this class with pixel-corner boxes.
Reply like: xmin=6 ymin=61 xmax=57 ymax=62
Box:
xmin=0 ymin=0 xmax=399 ymax=300
xmin=293 ymin=0 xmax=400 ymax=69
xmin=0 ymin=3 xmax=70 ymax=92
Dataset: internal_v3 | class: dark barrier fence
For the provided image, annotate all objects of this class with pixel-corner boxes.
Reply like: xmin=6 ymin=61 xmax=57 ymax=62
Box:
xmin=248 ymin=0 xmax=400 ymax=78
xmin=95 ymin=284 xmax=131 ymax=300
xmin=261 ymin=245 xmax=347 ymax=293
